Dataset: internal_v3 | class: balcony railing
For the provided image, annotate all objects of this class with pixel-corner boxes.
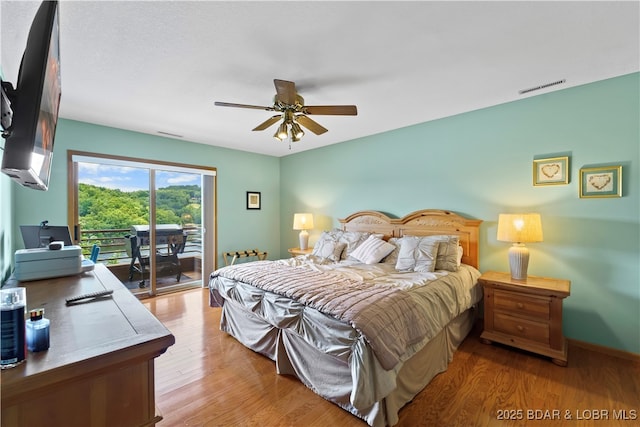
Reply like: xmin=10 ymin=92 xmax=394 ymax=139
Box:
xmin=79 ymin=225 xmax=203 ymax=264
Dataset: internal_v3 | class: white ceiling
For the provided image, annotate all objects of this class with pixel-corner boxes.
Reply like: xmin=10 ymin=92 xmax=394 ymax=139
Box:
xmin=2 ymin=1 xmax=638 ymax=157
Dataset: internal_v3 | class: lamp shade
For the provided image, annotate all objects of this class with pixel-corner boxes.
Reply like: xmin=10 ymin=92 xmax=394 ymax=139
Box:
xmin=497 ymin=213 xmax=543 ymax=243
xmin=293 ymin=213 xmax=314 ymax=230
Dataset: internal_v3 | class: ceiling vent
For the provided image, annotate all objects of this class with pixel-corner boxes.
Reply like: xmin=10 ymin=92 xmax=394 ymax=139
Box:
xmin=157 ymin=131 xmax=183 ymax=138
xmin=519 ymin=79 xmax=566 ymax=95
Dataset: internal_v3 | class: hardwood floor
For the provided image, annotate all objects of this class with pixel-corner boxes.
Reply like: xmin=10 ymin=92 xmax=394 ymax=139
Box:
xmin=144 ymin=288 xmax=640 ymax=427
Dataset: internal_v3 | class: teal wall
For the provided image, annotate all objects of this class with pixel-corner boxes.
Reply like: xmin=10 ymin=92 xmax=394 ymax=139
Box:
xmin=3 ymin=73 xmax=638 ymax=354
xmin=280 ymin=73 xmax=640 ymax=354
xmin=5 ymin=119 xmax=281 ymax=269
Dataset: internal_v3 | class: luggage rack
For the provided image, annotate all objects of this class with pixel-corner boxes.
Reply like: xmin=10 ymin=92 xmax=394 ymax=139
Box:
xmin=223 ymin=249 xmax=267 ymax=266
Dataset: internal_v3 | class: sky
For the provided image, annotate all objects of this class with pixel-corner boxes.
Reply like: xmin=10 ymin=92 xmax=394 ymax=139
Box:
xmin=78 ymin=162 xmax=200 ymax=192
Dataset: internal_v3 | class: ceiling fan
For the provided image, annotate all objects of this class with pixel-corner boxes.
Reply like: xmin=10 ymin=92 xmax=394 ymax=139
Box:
xmin=215 ymin=79 xmax=357 ymax=142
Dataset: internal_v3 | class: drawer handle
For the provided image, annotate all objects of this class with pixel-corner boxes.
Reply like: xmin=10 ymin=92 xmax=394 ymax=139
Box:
xmin=516 ymin=302 xmax=524 ymax=309
xmin=516 ymin=325 xmax=524 ymax=332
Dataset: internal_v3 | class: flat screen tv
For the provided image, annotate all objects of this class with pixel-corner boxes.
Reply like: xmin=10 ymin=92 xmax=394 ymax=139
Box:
xmin=1 ymin=1 xmax=61 ymax=191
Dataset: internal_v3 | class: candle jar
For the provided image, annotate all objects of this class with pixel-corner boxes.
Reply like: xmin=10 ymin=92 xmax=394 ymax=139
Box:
xmin=26 ymin=308 xmax=50 ymax=352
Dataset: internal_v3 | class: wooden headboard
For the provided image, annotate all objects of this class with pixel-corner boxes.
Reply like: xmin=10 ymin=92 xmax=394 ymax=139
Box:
xmin=339 ymin=209 xmax=482 ymax=269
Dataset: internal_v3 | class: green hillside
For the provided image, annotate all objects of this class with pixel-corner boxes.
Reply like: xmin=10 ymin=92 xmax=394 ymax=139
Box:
xmin=78 ymin=183 xmax=201 ymax=230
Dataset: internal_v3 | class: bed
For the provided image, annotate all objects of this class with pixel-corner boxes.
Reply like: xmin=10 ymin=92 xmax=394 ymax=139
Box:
xmin=209 ymin=209 xmax=482 ymax=426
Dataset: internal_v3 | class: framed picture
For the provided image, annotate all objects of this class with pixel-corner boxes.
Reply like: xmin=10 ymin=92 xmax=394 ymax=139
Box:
xmin=580 ymin=166 xmax=622 ymax=198
xmin=533 ymin=156 xmax=569 ymax=186
xmin=246 ymin=191 xmax=261 ymax=209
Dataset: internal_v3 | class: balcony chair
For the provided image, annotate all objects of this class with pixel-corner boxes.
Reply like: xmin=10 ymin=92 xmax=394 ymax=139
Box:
xmin=124 ymin=233 xmax=187 ymax=288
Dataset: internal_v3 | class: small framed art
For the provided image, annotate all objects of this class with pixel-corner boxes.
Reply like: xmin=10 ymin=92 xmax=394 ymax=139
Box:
xmin=533 ymin=156 xmax=569 ymax=186
xmin=246 ymin=191 xmax=261 ymax=209
xmin=579 ymin=166 xmax=622 ymax=198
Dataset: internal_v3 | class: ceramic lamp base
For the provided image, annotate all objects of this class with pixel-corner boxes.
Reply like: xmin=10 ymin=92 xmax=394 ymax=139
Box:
xmin=508 ymin=243 xmax=530 ymax=280
xmin=298 ymin=230 xmax=310 ymax=251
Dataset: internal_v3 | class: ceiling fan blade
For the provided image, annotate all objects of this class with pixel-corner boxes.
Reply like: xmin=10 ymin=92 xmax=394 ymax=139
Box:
xmin=274 ymin=79 xmax=297 ymax=105
xmin=215 ymin=101 xmax=274 ymax=111
xmin=252 ymin=115 xmax=282 ymax=131
xmin=303 ymin=105 xmax=358 ymax=115
xmin=296 ymin=115 xmax=328 ymax=135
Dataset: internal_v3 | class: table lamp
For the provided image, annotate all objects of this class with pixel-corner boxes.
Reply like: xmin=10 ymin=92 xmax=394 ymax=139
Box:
xmin=293 ymin=213 xmax=314 ymax=250
xmin=497 ymin=213 xmax=543 ymax=280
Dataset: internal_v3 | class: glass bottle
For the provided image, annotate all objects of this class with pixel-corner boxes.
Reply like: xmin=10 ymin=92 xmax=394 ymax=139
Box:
xmin=26 ymin=308 xmax=50 ymax=352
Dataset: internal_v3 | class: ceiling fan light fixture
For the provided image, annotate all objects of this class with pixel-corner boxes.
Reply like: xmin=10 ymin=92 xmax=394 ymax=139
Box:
xmin=274 ymin=122 xmax=288 ymax=141
xmin=290 ymin=122 xmax=304 ymax=140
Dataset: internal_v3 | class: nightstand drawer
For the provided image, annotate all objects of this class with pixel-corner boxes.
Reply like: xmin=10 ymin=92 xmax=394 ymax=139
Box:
xmin=494 ymin=289 xmax=550 ymax=320
xmin=494 ymin=312 xmax=549 ymax=344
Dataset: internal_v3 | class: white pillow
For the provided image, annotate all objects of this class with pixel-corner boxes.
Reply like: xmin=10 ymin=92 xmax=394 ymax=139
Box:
xmin=311 ymin=238 xmax=346 ymax=262
xmin=339 ymin=231 xmax=372 ymax=260
xmin=311 ymin=231 xmax=330 ymax=252
xmin=395 ymin=236 xmax=439 ymax=272
xmin=457 ymin=244 xmax=464 ymax=267
xmin=350 ymin=235 xmax=396 ymax=264
xmin=316 ymin=229 xmax=370 ymax=260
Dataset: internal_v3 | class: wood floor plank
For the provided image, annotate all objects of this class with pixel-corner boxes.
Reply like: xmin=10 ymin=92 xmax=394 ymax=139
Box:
xmin=144 ymin=288 xmax=640 ymax=427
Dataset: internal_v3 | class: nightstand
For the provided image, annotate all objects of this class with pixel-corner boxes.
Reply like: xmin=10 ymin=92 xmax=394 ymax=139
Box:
xmin=479 ymin=271 xmax=571 ymax=366
xmin=288 ymin=247 xmax=313 ymax=257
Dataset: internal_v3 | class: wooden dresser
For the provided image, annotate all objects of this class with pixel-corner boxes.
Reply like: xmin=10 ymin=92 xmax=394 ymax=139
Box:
xmin=1 ymin=264 xmax=175 ymax=426
xmin=479 ymin=270 xmax=571 ymax=366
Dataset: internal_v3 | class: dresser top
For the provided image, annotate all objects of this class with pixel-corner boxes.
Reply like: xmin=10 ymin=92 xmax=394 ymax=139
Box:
xmin=1 ymin=264 xmax=175 ymax=400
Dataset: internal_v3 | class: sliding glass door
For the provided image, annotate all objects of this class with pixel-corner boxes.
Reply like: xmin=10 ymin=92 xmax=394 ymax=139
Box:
xmin=148 ymin=169 xmax=203 ymax=293
xmin=68 ymin=151 xmax=216 ymax=297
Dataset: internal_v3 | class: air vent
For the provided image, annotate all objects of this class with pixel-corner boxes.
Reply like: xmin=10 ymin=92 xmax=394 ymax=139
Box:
xmin=519 ymin=79 xmax=566 ymax=95
xmin=157 ymin=131 xmax=183 ymax=138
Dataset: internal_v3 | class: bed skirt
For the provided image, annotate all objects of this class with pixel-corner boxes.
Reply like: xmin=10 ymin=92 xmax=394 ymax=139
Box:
xmin=211 ymin=288 xmax=476 ymax=426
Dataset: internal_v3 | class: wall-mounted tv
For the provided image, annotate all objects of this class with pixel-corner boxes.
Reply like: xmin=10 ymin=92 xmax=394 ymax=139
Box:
xmin=1 ymin=1 xmax=61 ymax=191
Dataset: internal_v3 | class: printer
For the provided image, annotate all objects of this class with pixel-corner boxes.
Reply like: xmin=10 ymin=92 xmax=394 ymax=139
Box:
xmin=14 ymin=245 xmax=83 ymax=281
